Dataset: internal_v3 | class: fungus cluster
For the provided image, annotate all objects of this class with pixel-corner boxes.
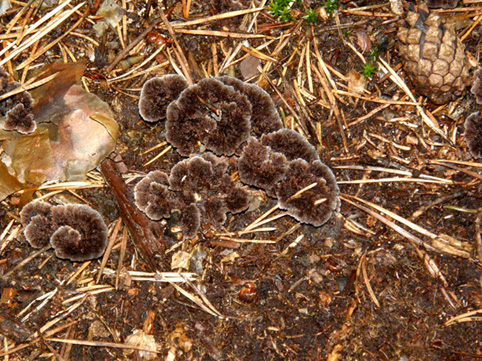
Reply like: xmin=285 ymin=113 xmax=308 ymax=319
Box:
xmin=20 ymin=201 xmax=108 ymax=261
xmin=137 ymin=74 xmax=339 ymax=239
xmin=465 ymin=69 xmax=482 ymax=158
xmin=135 ymin=153 xmax=249 ymax=239
xmin=0 ymin=67 xmax=36 ymax=134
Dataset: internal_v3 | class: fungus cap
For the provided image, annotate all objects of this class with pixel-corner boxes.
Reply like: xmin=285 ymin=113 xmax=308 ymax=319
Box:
xmin=238 ymin=137 xmax=288 ymax=190
xmin=20 ymin=201 xmax=54 ymax=248
xmin=134 ymin=170 xmax=175 ymax=220
xmin=471 ymin=69 xmax=482 ymax=105
xmin=216 ymin=76 xmax=282 ymax=137
xmin=139 ymin=74 xmax=188 ymax=122
xmin=50 ymin=204 xmax=108 ymax=261
xmin=179 ymin=203 xmax=201 ymax=239
xmin=261 ymin=129 xmax=320 ymax=163
xmin=0 ymin=68 xmax=36 ymax=134
xmin=464 ymin=111 xmax=482 ymax=158
xmin=166 ymin=78 xmax=252 ymax=156
xmin=4 ymin=103 xmax=36 ymax=134
xmin=275 ymin=160 xmax=339 ymax=227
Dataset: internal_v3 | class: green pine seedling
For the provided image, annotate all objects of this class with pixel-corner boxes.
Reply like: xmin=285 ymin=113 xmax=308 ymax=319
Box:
xmin=360 ymin=62 xmax=377 ymax=79
xmin=321 ymin=0 xmax=338 ymax=16
xmin=303 ymin=8 xmax=318 ymax=24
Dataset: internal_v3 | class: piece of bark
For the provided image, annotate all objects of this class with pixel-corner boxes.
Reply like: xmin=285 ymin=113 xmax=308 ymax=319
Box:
xmin=100 ymin=157 xmax=169 ymax=271
xmin=0 ymin=311 xmax=31 ymax=343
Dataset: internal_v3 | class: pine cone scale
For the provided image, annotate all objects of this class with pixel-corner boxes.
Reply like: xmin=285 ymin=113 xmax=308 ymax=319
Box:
xmin=397 ymin=7 xmax=470 ymax=104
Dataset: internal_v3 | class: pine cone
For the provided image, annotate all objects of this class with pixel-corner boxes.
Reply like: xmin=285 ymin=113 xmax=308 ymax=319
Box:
xmin=397 ymin=7 xmax=469 ymax=105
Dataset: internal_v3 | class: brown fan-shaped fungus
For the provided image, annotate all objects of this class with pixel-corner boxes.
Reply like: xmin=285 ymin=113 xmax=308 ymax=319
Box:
xmin=261 ymin=129 xmax=320 ymax=163
xmin=426 ymin=0 xmax=458 ymax=8
xmin=136 ymin=75 xmax=341 ymax=236
xmin=275 ymin=160 xmax=339 ymax=227
xmin=139 ymin=74 xmax=188 ymax=122
xmin=464 ymin=112 xmax=482 ymax=158
xmin=238 ymin=137 xmax=288 ymax=190
xmin=178 ymin=203 xmax=201 ymax=239
xmin=216 ymin=76 xmax=283 ymax=137
xmin=20 ymin=201 xmax=54 ymax=248
xmin=50 ymin=204 xmax=108 ymax=261
xmin=471 ymin=69 xmax=482 ymax=105
xmin=0 ymin=68 xmax=36 ymax=134
xmin=134 ymin=153 xmax=248 ymax=238
xmin=169 ymin=156 xmax=215 ymax=197
xmin=223 ymin=187 xmax=250 ymax=214
xmin=134 ymin=170 xmax=175 ymax=220
xmin=20 ymin=202 xmax=109 ymax=261
xmin=4 ymin=103 xmax=36 ymax=134
xmin=166 ymin=78 xmax=252 ymax=156
xmin=170 ymin=154 xmax=248 ymax=217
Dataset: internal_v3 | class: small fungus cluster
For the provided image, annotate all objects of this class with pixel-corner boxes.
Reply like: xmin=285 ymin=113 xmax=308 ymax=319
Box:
xmin=465 ymin=69 xmax=482 ymax=158
xmin=135 ymin=152 xmax=249 ymax=239
xmin=20 ymin=201 xmax=108 ymax=261
xmin=137 ymin=75 xmax=339 ymax=239
xmin=0 ymin=67 xmax=36 ymax=134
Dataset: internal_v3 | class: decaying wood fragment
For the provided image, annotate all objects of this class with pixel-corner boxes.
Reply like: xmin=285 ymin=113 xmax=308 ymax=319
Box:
xmin=100 ymin=157 xmax=169 ymax=271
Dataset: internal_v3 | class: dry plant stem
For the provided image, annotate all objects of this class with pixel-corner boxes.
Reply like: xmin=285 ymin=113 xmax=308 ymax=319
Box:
xmin=45 ymin=338 xmax=159 ymax=354
xmin=115 ymin=227 xmax=128 ymax=289
xmin=409 ymin=191 xmax=466 ymax=221
xmin=445 ymin=308 xmax=482 ymax=326
xmin=100 ymin=158 xmax=168 ymax=271
xmin=159 ymin=10 xmax=193 ymax=85
xmin=340 ymin=194 xmax=450 ymax=288
xmin=0 ymin=72 xmax=58 ymax=102
xmin=105 ymin=17 xmax=163 ymax=73
xmin=476 ymin=213 xmax=482 ymax=263
xmin=170 ymin=7 xmax=263 ymax=28
xmin=17 ymin=8 xmax=88 ymax=71
xmin=311 ymin=41 xmax=348 ymax=152
xmin=0 ymin=320 xmax=78 ymax=357
xmin=0 ymin=2 xmax=85 ymax=68
xmin=176 ymin=29 xmax=266 ymax=38
xmin=429 ymin=160 xmax=482 ymax=181
xmin=96 ymin=217 xmax=122 ymax=283
xmin=358 ymin=252 xmax=380 ymax=307
xmin=2 ymin=245 xmax=50 ymax=279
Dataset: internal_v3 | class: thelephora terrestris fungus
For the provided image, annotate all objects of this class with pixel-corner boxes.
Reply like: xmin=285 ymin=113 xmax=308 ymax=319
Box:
xmin=275 ymin=160 xmax=340 ymax=227
xmin=261 ymin=129 xmax=320 ymax=163
xmin=426 ymin=0 xmax=459 ymax=8
xmin=134 ymin=170 xmax=175 ymax=220
xmin=216 ymin=76 xmax=283 ymax=137
xmin=138 ymin=75 xmax=340 ymax=234
xmin=49 ymin=204 xmax=108 ymax=261
xmin=169 ymin=154 xmax=249 ymax=219
xmin=169 ymin=156 xmax=216 ymax=197
xmin=464 ymin=112 xmax=482 ymax=158
xmin=166 ymin=78 xmax=252 ymax=156
xmin=134 ymin=153 xmax=249 ymax=239
xmin=238 ymin=137 xmax=288 ymax=191
xmin=0 ymin=67 xmax=36 ymax=134
xmin=139 ymin=74 xmax=189 ymax=122
xmin=20 ymin=202 xmax=109 ymax=261
xmin=20 ymin=201 xmax=54 ymax=248
xmin=471 ymin=69 xmax=482 ymax=105
xmin=178 ymin=203 xmax=201 ymax=239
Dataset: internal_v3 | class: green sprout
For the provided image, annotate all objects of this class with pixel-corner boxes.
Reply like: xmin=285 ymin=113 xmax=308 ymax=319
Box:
xmin=360 ymin=62 xmax=377 ymax=79
xmin=321 ymin=0 xmax=338 ymax=16
xmin=268 ymin=0 xmax=295 ymax=23
xmin=367 ymin=47 xmax=379 ymax=63
xmin=303 ymin=8 xmax=318 ymax=24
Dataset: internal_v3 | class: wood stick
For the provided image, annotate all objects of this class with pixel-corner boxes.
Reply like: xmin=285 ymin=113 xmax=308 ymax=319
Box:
xmin=100 ymin=157 xmax=169 ymax=271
